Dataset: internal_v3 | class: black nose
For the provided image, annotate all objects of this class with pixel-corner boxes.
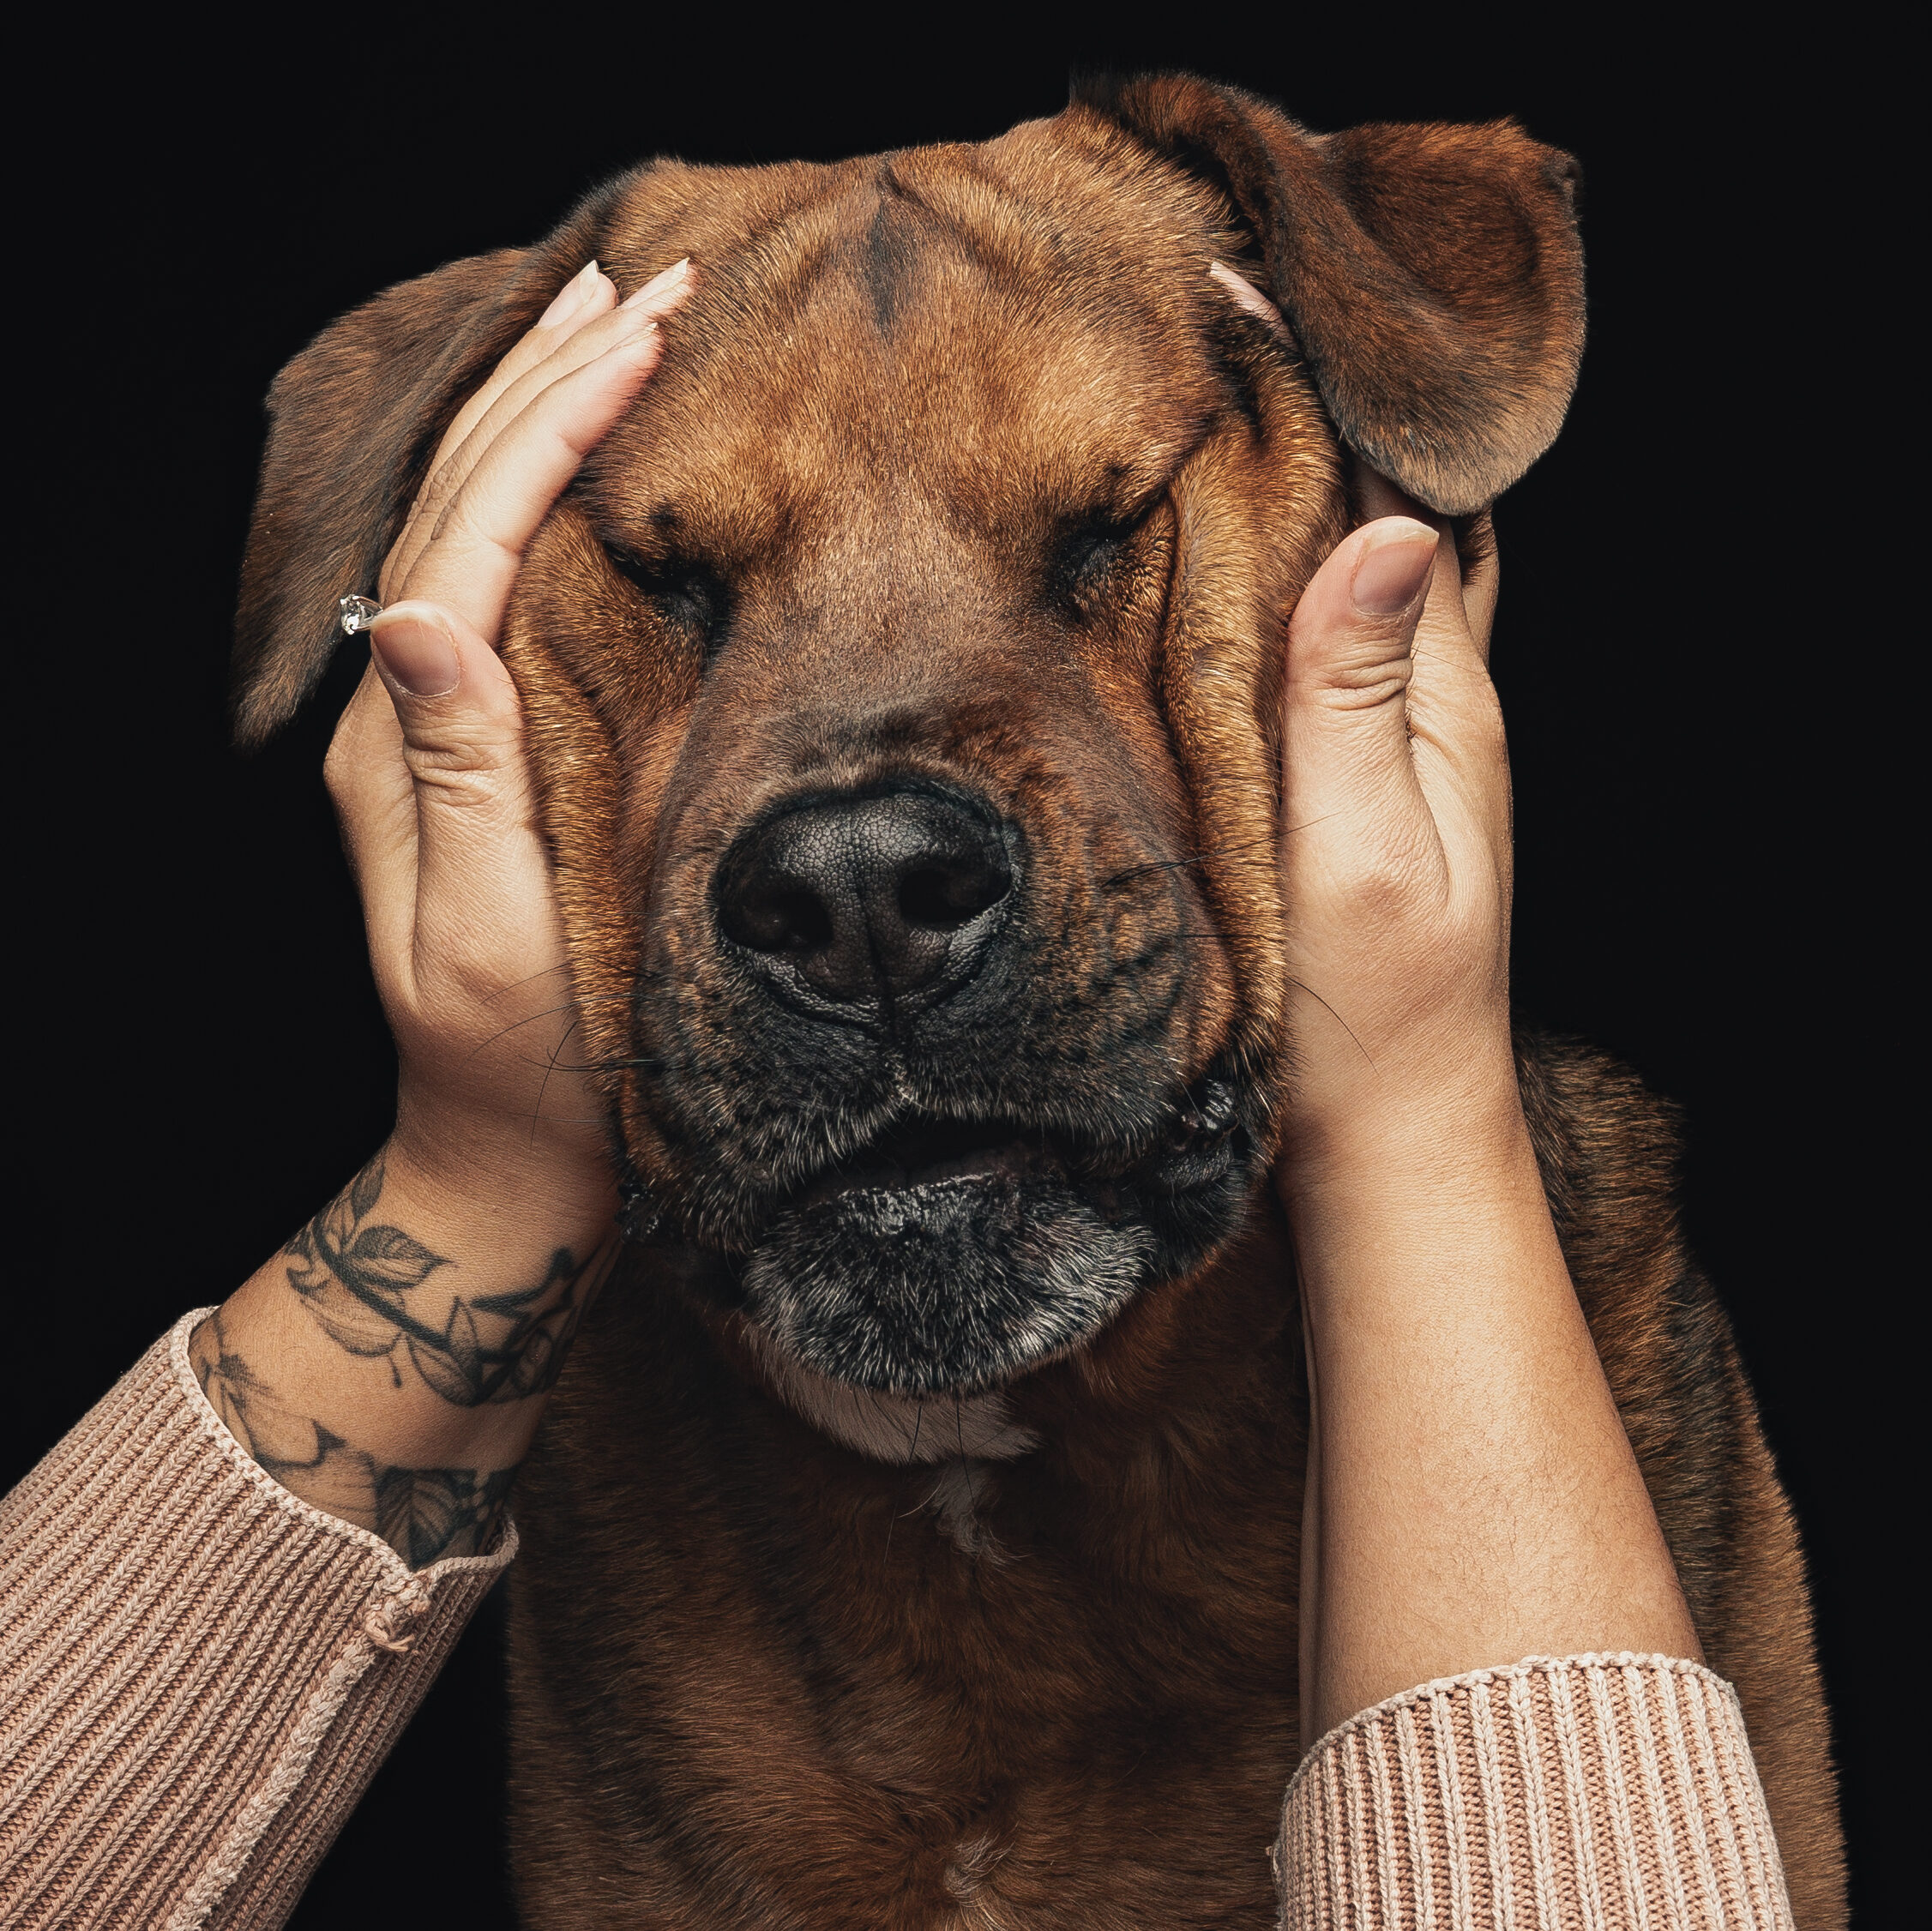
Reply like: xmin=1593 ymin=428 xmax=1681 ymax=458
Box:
xmin=716 ymin=785 xmax=1016 ymax=1012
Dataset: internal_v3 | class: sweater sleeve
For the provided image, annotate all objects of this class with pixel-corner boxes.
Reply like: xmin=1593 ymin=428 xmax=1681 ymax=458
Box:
xmin=1274 ymin=1651 xmax=1796 ymax=1930
xmin=0 ymin=1310 xmax=516 ymax=1931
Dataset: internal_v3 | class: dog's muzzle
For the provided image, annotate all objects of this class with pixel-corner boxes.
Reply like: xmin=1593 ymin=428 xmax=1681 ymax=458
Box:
xmin=650 ymin=776 xmax=1259 ymax=1397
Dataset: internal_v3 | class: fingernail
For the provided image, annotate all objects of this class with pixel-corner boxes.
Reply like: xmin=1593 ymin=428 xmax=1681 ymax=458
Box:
xmin=621 ymin=256 xmax=691 ymax=309
xmin=537 ymin=258 xmax=601 ymax=328
xmin=610 ymin=317 xmax=662 ymax=352
xmin=370 ymin=615 xmax=460 ymax=697
xmin=1208 ymin=259 xmax=1288 ymax=336
xmin=1350 ymin=521 xmax=1439 ymax=615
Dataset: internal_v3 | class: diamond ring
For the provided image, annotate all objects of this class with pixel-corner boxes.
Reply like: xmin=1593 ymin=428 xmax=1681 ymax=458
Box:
xmin=338 ymin=593 xmax=383 ymax=635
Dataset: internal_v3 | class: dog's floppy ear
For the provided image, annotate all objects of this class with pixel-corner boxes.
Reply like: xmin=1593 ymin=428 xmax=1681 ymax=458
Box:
xmin=232 ymin=244 xmax=558 ymax=747
xmin=1076 ymin=74 xmax=1585 ymax=515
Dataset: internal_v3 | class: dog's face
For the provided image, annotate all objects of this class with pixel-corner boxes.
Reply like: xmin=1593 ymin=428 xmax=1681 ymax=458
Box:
xmin=514 ymin=135 xmax=1337 ymax=1397
xmin=235 ymin=77 xmax=1583 ymax=1401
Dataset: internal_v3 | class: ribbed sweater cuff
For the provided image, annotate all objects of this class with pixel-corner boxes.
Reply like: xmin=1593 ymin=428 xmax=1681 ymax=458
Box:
xmin=1 ymin=1309 xmax=517 ymax=1931
xmin=1275 ymin=1652 xmax=1794 ymax=1930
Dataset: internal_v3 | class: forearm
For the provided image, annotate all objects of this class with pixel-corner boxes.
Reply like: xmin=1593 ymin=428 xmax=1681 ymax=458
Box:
xmin=1286 ymin=1068 xmax=1699 ymax=1747
xmin=194 ymin=1134 xmax=618 ymax=1567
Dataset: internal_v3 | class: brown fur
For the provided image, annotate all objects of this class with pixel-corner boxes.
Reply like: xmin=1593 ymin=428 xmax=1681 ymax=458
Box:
xmin=234 ymin=75 xmax=1845 ymax=1927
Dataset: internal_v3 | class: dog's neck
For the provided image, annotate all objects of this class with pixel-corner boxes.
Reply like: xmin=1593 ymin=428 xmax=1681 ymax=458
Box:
xmin=692 ymin=1199 xmax=1298 ymax=1565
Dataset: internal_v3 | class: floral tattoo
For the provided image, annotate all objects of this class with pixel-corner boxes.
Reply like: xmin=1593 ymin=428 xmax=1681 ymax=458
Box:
xmin=281 ymin=1156 xmax=611 ymax=1406
xmin=191 ymin=1313 xmax=516 ymax=1567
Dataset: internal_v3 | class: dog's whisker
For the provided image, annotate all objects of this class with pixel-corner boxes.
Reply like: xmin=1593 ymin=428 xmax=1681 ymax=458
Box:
xmin=480 ymin=961 xmax=581 ymax=1003
xmin=472 ymin=1004 xmax=586 ymax=1052
xmin=885 ymin=1399 xmax=926 ymax=1563
xmin=527 ymin=1015 xmax=586 ymax=1142
xmin=1282 ymin=978 xmax=1374 ymax=1066
xmin=470 ymin=990 xmax=675 ymax=1060
xmin=1100 ymin=833 xmax=1278 ymax=889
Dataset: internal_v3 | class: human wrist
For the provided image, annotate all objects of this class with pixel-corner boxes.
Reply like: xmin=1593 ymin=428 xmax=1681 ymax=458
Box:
xmin=1275 ymin=1036 xmax=1529 ymax=1212
xmin=1278 ymin=1064 xmax=1573 ymax=1363
xmin=386 ymin=1092 xmax=618 ymax=1252
xmin=195 ymin=1135 xmax=623 ymax=1562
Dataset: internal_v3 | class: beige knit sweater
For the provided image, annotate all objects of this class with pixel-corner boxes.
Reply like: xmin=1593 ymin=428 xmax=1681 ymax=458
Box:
xmin=1 ymin=1314 xmax=1796 ymax=1930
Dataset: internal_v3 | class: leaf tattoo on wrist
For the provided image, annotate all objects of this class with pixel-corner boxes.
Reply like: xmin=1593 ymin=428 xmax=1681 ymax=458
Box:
xmin=281 ymin=1155 xmax=611 ymax=1406
xmin=190 ymin=1314 xmax=515 ymax=1567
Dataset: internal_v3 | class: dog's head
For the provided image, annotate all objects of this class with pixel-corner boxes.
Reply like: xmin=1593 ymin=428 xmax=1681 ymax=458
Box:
xmin=234 ymin=76 xmax=1581 ymax=1401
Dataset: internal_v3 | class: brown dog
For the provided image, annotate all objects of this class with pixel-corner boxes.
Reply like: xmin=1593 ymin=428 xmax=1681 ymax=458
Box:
xmin=233 ymin=74 xmax=1845 ymax=1928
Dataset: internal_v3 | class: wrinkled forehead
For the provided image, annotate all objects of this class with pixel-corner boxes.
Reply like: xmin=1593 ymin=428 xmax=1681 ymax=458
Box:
xmin=581 ymin=134 xmax=1258 ymax=552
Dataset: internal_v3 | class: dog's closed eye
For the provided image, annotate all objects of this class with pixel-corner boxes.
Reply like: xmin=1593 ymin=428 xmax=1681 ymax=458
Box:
xmin=605 ymin=545 xmax=732 ymax=656
xmin=1050 ymin=514 xmax=1144 ymax=618
xmin=1049 ymin=497 xmax=1171 ymax=623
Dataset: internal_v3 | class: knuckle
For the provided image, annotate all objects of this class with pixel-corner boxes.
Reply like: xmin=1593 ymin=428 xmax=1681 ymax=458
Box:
xmin=1313 ymin=671 xmax=1411 ymax=713
xmin=1300 ymin=623 xmax=1417 ymax=703
xmin=1342 ymin=858 xmax=1422 ymax=925
xmin=1306 ymin=814 xmax=1435 ymax=924
xmin=405 ymin=743 xmax=516 ymax=803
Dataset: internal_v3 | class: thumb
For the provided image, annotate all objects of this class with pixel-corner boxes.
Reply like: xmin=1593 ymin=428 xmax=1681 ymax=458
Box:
xmin=1281 ymin=517 xmax=1439 ymax=825
xmin=364 ymin=599 xmax=543 ymax=940
xmin=365 ymin=599 xmax=527 ymax=798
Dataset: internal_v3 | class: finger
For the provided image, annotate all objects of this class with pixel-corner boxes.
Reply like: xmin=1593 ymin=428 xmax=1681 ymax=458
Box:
xmin=394 ymin=324 xmax=671 ymax=642
xmin=442 ymin=260 xmax=614 ymax=458
xmin=382 ymin=262 xmax=617 ymax=602
xmin=1345 ymin=478 xmax=1498 ymax=781
xmin=1405 ymin=517 xmax=1504 ymax=754
xmin=434 ymin=258 xmax=691 ymax=498
xmin=384 ymin=260 xmax=690 ymax=599
xmin=437 ymin=261 xmax=614 ymax=473
xmin=1282 ymin=515 xmax=1440 ymax=841
xmin=1403 ymin=530 xmax=1513 ymax=863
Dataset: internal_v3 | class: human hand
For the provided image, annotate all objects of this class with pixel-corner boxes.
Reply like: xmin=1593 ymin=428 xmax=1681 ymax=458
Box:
xmin=1274 ymin=471 xmax=1514 ymax=1192
xmin=1273 ymin=478 xmax=1701 ymax=1727
xmin=187 ymin=259 xmax=695 ymax=1552
xmin=324 ymin=256 xmax=693 ymax=1202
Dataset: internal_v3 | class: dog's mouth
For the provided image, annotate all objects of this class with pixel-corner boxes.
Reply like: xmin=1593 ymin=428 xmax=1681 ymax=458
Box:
xmin=795 ymin=1118 xmax=1076 ymax=1212
xmin=791 ymin=1087 xmax=1245 ymax=1212
xmin=706 ymin=1074 xmax=1257 ymax=1399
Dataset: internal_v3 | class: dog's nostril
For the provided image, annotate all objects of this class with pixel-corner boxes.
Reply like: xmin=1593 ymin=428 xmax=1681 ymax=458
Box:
xmin=735 ymin=888 xmax=835 ymax=954
xmin=899 ymin=860 xmax=1008 ymax=931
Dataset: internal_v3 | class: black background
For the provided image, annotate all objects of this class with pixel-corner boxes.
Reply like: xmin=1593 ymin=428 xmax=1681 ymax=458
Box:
xmin=12 ymin=15 xmax=1907 ymax=1925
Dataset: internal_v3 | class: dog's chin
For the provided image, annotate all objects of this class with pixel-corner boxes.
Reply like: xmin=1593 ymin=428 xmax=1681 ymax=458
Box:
xmin=728 ymin=1110 xmax=1255 ymax=1398
xmin=742 ymin=1172 xmax=1158 ymax=1397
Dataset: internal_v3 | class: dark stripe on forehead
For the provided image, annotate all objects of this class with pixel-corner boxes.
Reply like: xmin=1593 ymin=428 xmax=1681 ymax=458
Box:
xmin=862 ymin=165 xmax=925 ymax=334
